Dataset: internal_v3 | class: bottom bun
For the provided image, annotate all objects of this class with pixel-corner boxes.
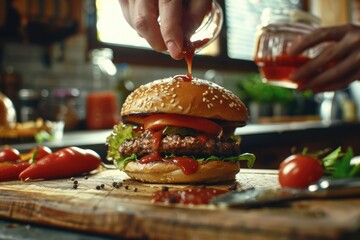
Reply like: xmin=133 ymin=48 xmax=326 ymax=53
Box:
xmin=124 ymin=161 xmax=240 ymax=183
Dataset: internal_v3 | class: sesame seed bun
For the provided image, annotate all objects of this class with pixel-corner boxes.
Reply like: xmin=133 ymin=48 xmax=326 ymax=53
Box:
xmin=121 ymin=77 xmax=248 ymax=125
xmin=124 ymin=160 xmax=240 ymax=183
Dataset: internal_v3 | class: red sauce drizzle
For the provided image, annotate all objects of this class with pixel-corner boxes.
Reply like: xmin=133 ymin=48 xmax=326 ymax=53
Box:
xmin=139 ymin=130 xmax=199 ymax=175
xmin=151 ymin=130 xmax=163 ymax=151
xmin=152 ymin=187 xmax=229 ymax=205
xmin=174 ymin=38 xmax=211 ymax=82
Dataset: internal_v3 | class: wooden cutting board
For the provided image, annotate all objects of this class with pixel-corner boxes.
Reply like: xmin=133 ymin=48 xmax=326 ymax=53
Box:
xmin=0 ymin=169 xmax=359 ymax=239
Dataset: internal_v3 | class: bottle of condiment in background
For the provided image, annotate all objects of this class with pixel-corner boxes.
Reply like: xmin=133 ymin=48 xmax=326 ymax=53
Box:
xmin=84 ymin=48 xmax=120 ymax=130
xmin=254 ymin=8 xmax=321 ymax=89
xmin=86 ymin=91 xmax=119 ymax=130
xmin=53 ymin=88 xmax=80 ymax=130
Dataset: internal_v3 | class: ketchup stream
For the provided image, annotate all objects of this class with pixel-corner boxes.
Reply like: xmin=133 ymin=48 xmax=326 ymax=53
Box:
xmin=174 ymin=38 xmax=210 ymax=81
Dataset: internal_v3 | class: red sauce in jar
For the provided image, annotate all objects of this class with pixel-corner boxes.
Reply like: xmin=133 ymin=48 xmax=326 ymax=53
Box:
xmin=254 ymin=55 xmax=310 ymax=83
xmin=152 ymin=187 xmax=228 ymax=205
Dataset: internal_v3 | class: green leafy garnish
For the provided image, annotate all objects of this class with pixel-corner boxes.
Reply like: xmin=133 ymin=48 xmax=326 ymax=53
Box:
xmin=323 ymin=146 xmax=359 ymax=178
xmin=106 ymin=123 xmax=134 ymax=165
xmin=34 ymin=130 xmax=54 ymax=143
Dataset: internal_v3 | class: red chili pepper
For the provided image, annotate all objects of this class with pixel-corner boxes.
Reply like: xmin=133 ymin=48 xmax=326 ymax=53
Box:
xmin=0 ymin=162 xmax=31 ymax=181
xmin=21 ymin=146 xmax=52 ymax=162
xmin=19 ymin=147 xmax=101 ymax=181
xmin=0 ymin=147 xmax=20 ymax=163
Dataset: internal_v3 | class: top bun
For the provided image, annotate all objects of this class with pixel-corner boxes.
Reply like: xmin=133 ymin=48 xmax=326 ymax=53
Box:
xmin=121 ymin=77 xmax=248 ymax=124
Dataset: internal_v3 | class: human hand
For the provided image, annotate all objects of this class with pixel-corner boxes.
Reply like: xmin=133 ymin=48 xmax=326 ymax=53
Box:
xmin=119 ymin=0 xmax=212 ymax=60
xmin=288 ymin=24 xmax=360 ymax=92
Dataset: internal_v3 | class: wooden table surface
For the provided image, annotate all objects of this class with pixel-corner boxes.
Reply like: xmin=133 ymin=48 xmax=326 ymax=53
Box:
xmin=0 ymin=168 xmax=359 ymax=240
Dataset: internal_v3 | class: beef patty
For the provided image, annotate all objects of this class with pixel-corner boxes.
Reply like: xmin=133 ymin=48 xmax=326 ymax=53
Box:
xmin=119 ymin=130 xmax=241 ymax=158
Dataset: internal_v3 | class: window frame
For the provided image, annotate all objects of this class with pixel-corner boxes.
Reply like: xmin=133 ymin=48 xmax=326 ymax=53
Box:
xmin=86 ymin=0 xmax=307 ymax=72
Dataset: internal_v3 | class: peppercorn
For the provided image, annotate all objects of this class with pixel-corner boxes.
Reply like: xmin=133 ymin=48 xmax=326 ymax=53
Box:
xmin=73 ymin=184 xmax=78 ymax=189
xmin=134 ymin=188 xmax=138 ymax=192
xmin=73 ymin=180 xmax=78 ymax=185
xmin=96 ymin=185 xmax=101 ymax=190
xmin=100 ymin=184 xmax=105 ymax=189
xmin=161 ymin=186 xmax=169 ymax=192
xmin=168 ymin=196 xmax=177 ymax=203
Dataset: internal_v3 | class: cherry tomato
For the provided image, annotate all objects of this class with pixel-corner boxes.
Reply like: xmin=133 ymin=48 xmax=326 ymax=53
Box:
xmin=144 ymin=114 xmax=223 ymax=137
xmin=0 ymin=147 xmax=20 ymax=163
xmin=278 ymin=154 xmax=324 ymax=189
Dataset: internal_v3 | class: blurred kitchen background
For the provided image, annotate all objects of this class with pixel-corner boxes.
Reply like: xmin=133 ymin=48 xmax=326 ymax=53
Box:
xmin=1 ymin=0 xmax=360 ymax=132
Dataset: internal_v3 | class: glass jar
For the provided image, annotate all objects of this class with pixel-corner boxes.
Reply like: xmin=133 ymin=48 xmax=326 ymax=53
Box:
xmin=254 ymin=8 xmax=321 ymax=89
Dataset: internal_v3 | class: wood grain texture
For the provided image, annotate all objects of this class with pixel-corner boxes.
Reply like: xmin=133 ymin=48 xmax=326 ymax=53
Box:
xmin=0 ymin=169 xmax=359 ymax=239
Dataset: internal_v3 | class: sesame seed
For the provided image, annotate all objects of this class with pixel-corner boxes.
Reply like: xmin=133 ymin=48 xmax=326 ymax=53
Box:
xmin=178 ymin=106 xmax=183 ymax=110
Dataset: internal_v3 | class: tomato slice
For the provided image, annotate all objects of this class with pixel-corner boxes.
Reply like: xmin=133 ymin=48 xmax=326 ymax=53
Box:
xmin=143 ymin=114 xmax=222 ymax=136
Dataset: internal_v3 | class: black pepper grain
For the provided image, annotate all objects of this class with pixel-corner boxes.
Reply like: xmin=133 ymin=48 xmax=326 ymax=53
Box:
xmin=73 ymin=184 xmax=78 ymax=189
xmin=125 ymin=185 xmax=129 ymax=190
xmin=161 ymin=186 xmax=169 ymax=192
xmin=100 ymin=184 xmax=105 ymax=189
xmin=96 ymin=185 xmax=101 ymax=190
xmin=134 ymin=188 xmax=138 ymax=192
xmin=168 ymin=196 xmax=177 ymax=204
xmin=73 ymin=180 xmax=78 ymax=185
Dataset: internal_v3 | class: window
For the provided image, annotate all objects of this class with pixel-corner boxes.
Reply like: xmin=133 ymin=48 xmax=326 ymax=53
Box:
xmin=87 ymin=0 xmax=305 ymax=70
xmin=225 ymin=0 xmax=302 ymax=60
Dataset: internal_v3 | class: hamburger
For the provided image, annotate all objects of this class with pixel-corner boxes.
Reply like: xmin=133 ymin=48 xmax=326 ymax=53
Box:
xmin=106 ymin=77 xmax=255 ymax=183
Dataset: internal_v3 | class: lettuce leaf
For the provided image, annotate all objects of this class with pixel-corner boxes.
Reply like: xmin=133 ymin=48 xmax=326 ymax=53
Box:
xmin=106 ymin=123 xmax=134 ymax=167
xmin=106 ymin=123 xmax=256 ymax=170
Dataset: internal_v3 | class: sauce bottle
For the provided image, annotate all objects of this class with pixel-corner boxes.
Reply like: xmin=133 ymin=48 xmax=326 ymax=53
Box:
xmin=254 ymin=8 xmax=321 ymax=89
